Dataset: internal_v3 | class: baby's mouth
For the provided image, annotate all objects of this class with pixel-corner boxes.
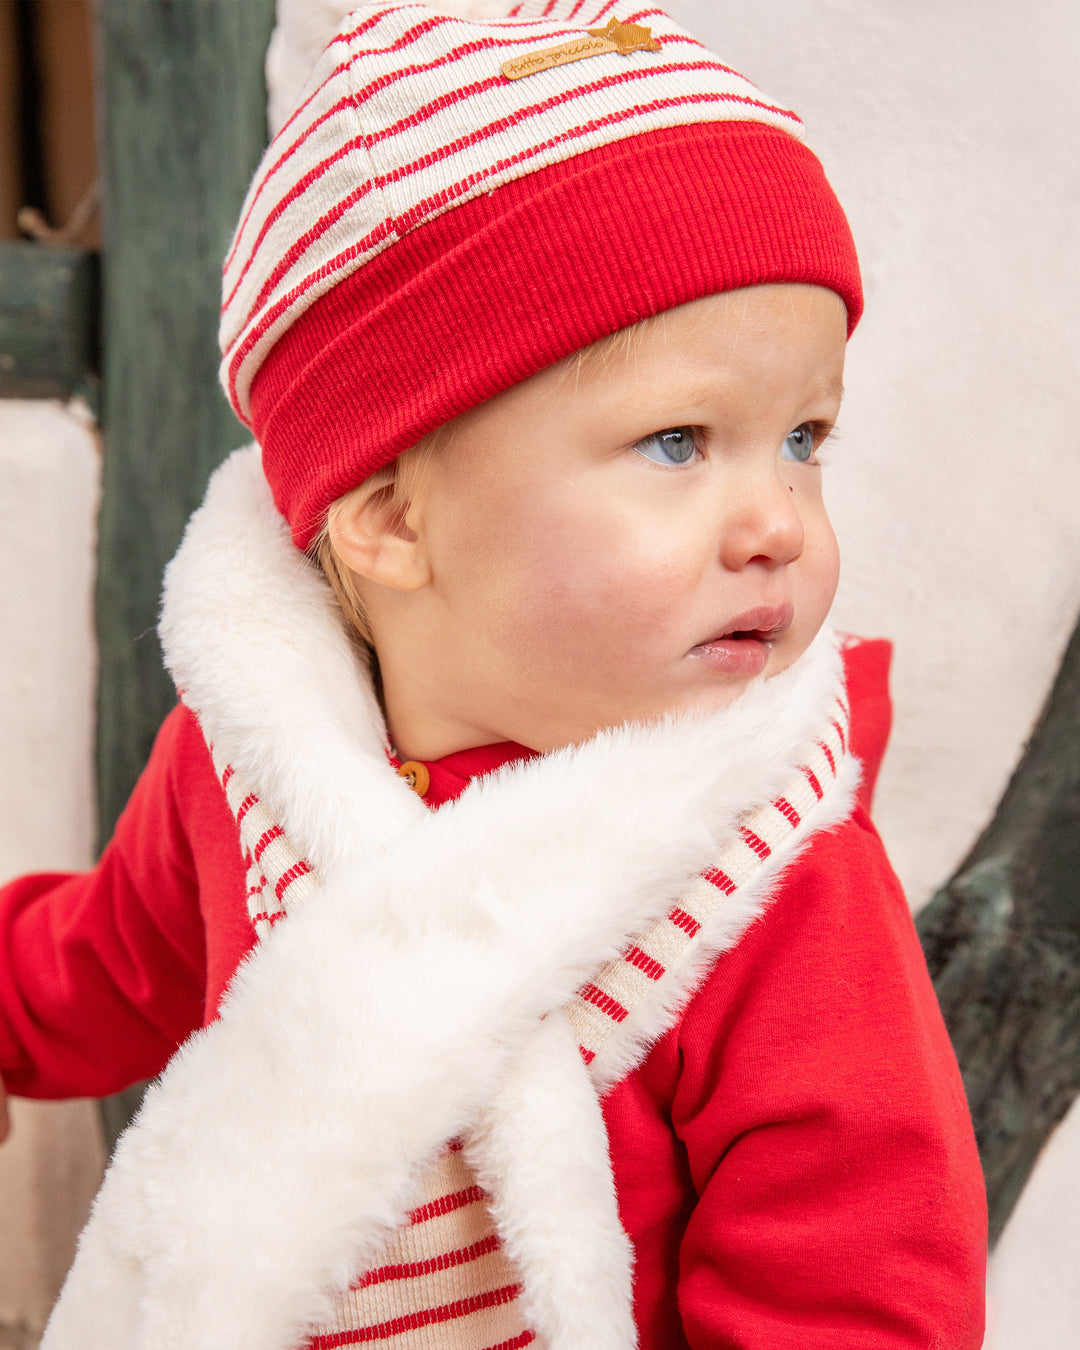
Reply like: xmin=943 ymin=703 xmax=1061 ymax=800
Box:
xmin=704 ymin=603 xmax=794 ymax=647
xmin=688 ymin=604 xmax=794 ymax=676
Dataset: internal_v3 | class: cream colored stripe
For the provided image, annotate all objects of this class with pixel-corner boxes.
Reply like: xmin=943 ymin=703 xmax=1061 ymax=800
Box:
xmin=703 ymin=831 xmax=763 ymax=889
xmin=318 ymin=1294 xmax=529 ymax=1350
xmin=589 ymin=951 xmax=657 ymax=1015
xmin=368 ymin=1149 xmax=501 ymax=1275
xmin=674 ymin=873 xmax=729 ymax=924
xmin=410 ymin=1147 xmax=473 ymax=1205
xmin=568 ymin=725 xmax=847 ymax=1059
xmin=635 ymin=915 xmax=694 ymax=970
xmin=572 ymin=873 xmax=721 ymax=1050
xmin=565 ymin=992 xmax=623 ymax=1056
xmin=739 ymin=802 xmax=796 ymax=856
xmin=236 ymin=798 xmax=279 ymax=853
xmin=213 ymin=758 xmax=322 ymax=922
xmin=224 ymin=101 xmax=367 ymax=299
xmin=568 ymin=864 xmax=731 ymax=1051
xmin=776 ymin=772 xmax=826 ymax=821
xmin=331 ymin=1246 xmax=522 ymax=1332
xmin=801 ymin=741 xmax=838 ymax=794
xmin=313 ymin=1141 xmax=530 ymax=1347
xmin=381 ymin=1199 xmax=497 ymax=1274
xmin=258 ymin=830 xmax=310 ymax=875
xmin=220 ymin=767 xmax=259 ymax=825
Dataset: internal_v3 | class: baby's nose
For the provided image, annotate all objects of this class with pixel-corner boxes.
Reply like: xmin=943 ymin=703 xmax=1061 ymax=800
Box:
xmin=718 ymin=472 xmax=805 ymax=570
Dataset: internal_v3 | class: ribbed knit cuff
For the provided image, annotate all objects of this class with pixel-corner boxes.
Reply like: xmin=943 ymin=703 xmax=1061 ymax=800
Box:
xmin=251 ymin=121 xmax=862 ymax=550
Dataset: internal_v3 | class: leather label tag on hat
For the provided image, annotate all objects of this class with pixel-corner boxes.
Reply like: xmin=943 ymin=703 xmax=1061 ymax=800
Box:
xmin=501 ymin=18 xmax=661 ymax=81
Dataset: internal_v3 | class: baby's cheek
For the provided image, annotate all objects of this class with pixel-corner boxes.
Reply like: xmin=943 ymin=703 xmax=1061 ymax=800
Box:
xmin=804 ymin=518 xmax=841 ymax=614
xmin=512 ymin=543 xmax=681 ymax=671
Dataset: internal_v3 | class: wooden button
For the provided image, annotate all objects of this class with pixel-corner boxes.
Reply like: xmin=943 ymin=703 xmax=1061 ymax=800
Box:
xmin=397 ymin=760 xmax=430 ymax=797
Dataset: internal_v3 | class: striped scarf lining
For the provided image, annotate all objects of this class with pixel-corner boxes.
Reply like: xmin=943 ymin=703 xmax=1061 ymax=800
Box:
xmin=210 ymin=696 xmax=850 ymax=1349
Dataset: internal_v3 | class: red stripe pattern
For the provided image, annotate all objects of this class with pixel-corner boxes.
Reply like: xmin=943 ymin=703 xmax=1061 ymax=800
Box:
xmin=626 ymin=945 xmax=665 ymax=981
xmin=306 ymin=1146 xmax=533 ymax=1349
xmin=219 ymin=0 xmax=803 ymax=420
xmin=307 ymin=1287 xmax=525 ymax=1347
xmin=580 ymin=982 xmax=629 ymax=1023
xmin=739 ymin=826 xmax=772 ymax=859
xmin=253 ymin=823 xmax=284 ymax=861
xmin=356 ymin=1235 xmax=502 ymax=1290
xmin=274 ymin=858 xmax=313 ymax=902
xmin=212 ymin=752 xmax=319 ymax=942
xmin=410 ymin=1186 xmax=485 ymax=1226
xmin=703 ymin=866 xmax=736 ymax=895
xmin=669 ymin=907 xmax=702 ymax=938
xmin=563 ymin=694 xmax=850 ymax=1074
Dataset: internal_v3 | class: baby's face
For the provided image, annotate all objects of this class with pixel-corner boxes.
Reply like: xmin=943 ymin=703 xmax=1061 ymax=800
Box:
xmin=390 ymin=283 xmax=846 ymax=755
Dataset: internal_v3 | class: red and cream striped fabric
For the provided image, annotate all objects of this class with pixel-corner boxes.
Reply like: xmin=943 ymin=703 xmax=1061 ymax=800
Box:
xmin=565 ymin=694 xmax=850 ymax=1081
xmin=219 ymin=0 xmax=804 ymax=423
xmin=206 ymin=694 xmax=850 ymax=1348
xmin=215 ymin=760 xmax=321 ymax=937
xmin=307 ymin=1144 xmax=533 ymax=1350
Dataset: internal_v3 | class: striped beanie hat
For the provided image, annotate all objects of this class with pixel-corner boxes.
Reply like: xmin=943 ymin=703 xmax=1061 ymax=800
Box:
xmin=220 ymin=1 xmax=862 ymax=549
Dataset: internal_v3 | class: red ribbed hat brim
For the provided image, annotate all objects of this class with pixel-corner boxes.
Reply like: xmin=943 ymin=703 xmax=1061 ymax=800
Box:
xmin=251 ymin=121 xmax=862 ymax=549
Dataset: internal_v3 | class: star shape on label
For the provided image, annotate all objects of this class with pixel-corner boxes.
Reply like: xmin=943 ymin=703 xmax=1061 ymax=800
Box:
xmin=586 ymin=17 xmax=662 ymax=55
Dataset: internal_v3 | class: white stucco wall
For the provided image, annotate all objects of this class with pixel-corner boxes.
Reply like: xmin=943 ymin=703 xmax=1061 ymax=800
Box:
xmin=984 ymin=1095 xmax=1080 ymax=1347
xmin=0 ymin=401 xmax=99 ymax=874
xmin=0 ymin=400 xmax=104 ymax=1343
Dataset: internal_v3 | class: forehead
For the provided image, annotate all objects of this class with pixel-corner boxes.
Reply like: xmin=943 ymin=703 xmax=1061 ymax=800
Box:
xmin=572 ymin=283 xmax=844 ymax=363
xmin=536 ymin=285 xmax=848 ymax=420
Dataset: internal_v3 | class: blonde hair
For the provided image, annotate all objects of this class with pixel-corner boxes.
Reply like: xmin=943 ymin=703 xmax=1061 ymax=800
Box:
xmin=559 ymin=311 xmax=667 ymax=383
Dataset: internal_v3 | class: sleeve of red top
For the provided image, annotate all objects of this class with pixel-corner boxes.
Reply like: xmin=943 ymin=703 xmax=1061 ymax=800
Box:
xmin=839 ymin=636 xmax=893 ymax=815
xmin=0 ymin=705 xmax=217 ymax=1099
xmin=673 ymin=811 xmax=987 ymax=1348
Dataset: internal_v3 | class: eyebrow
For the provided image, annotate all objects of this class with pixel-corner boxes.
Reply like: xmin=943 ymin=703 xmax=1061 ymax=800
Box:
xmin=673 ymin=375 xmax=847 ymax=407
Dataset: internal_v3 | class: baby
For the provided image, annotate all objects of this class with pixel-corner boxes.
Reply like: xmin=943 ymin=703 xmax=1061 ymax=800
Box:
xmin=0 ymin=4 xmax=985 ymax=1348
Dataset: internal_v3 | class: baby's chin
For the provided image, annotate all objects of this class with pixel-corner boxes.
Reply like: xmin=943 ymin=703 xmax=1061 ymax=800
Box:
xmin=654 ymin=641 xmax=817 ymax=723
xmin=489 ymin=640 xmax=823 ymax=751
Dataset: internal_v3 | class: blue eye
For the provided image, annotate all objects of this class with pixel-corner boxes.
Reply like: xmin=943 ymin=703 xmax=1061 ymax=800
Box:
xmin=634 ymin=426 xmax=698 ymax=466
xmin=781 ymin=423 xmax=816 ymax=462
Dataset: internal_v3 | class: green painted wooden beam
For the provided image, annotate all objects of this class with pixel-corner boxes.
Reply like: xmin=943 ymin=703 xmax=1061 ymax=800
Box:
xmin=94 ymin=0 xmax=275 ymax=851
xmin=0 ymin=241 xmax=99 ymax=404
xmin=94 ymin=0 xmax=274 ymax=1148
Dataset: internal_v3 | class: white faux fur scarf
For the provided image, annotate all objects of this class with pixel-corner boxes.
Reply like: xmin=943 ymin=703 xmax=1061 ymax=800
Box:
xmin=44 ymin=446 xmax=857 ymax=1350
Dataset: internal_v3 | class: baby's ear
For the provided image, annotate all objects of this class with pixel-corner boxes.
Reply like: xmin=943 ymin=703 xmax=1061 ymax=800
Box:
xmin=326 ymin=473 xmax=431 ymax=593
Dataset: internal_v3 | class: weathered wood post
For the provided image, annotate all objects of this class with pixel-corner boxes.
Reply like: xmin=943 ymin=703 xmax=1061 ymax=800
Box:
xmin=94 ymin=0 xmax=275 ymax=842
xmin=94 ymin=0 xmax=275 ymax=1143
